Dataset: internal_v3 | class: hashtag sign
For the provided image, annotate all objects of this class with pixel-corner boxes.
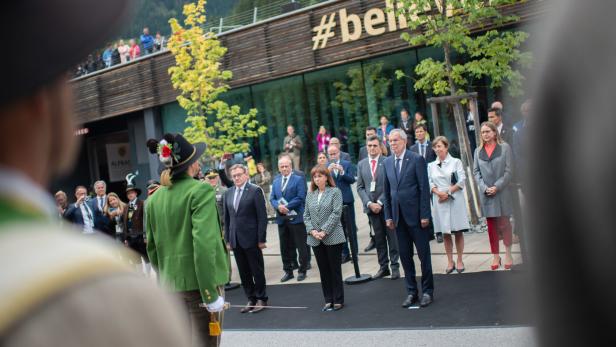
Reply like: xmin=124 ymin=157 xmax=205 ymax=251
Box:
xmin=312 ymin=13 xmax=336 ymax=50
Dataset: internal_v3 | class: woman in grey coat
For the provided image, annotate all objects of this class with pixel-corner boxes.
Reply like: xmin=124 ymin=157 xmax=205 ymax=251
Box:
xmin=304 ymin=165 xmax=346 ymax=311
xmin=473 ymin=121 xmax=514 ymax=270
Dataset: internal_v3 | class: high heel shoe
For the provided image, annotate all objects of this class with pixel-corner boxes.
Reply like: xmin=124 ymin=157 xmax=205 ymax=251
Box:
xmin=491 ymin=258 xmax=501 ymax=270
xmin=456 ymin=262 xmax=465 ymax=274
xmin=445 ymin=265 xmax=455 ymax=274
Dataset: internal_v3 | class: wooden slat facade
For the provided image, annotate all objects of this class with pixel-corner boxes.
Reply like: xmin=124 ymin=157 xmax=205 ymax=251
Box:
xmin=72 ymin=0 xmax=546 ymax=124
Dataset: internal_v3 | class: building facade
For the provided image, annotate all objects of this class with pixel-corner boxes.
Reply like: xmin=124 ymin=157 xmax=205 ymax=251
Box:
xmin=59 ymin=0 xmax=545 ymax=196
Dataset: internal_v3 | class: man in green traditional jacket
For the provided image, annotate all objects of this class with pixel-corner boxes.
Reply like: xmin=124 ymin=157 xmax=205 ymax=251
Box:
xmin=146 ymin=133 xmax=230 ymax=347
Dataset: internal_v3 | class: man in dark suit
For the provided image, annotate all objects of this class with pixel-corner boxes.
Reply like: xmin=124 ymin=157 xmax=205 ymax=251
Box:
xmin=327 ymin=144 xmax=357 ymax=263
xmin=224 ymin=164 xmax=268 ymax=313
xmin=358 ymin=126 xmax=378 ymax=162
xmin=357 ymin=136 xmax=400 ymax=279
xmin=64 ymin=185 xmax=103 ymax=235
xmin=488 ymin=107 xmax=513 ymax=145
xmin=383 ymin=129 xmax=434 ymax=308
xmin=270 ymin=154 xmax=309 ymax=282
xmin=409 ymin=124 xmax=437 ymax=163
xmin=92 ymin=180 xmax=114 ymax=237
xmin=399 ymin=109 xmax=413 ymax=135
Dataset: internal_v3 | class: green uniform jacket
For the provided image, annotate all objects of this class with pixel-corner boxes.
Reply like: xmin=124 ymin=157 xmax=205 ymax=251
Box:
xmin=146 ymin=175 xmax=230 ymax=304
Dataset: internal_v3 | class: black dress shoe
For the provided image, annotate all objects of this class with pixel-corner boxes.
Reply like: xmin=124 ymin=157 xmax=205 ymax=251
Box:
xmin=341 ymin=255 xmax=351 ymax=264
xmin=372 ymin=268 xmax=391 ymax=279
xmin=390 ymin=268 xmax=400 ymax=280
xmin=297 ymin=272 xmax=306 ymax=281
xmin=364 ymin=237 xmax=376 ymax=252
xmin=401 ymin=295 xmax=418 ymax=308
xmin=436 ymin=233 xmax=444 ymax=243
xmin=306 ymin=263 xmax=312 ymax=270
xmin=280 ymin=272 xmax=294 ymax=282
xmin=420 ymin=294 xmax=433 ymax=307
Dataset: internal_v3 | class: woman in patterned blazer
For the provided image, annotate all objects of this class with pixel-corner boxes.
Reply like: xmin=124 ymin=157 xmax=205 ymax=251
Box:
xmin=304 ymin=165 xmax=346 ymax=311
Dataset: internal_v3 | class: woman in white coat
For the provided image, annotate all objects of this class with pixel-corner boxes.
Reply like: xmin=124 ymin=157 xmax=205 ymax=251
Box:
xmin=428 ymin=136 xmax=470 ymax=274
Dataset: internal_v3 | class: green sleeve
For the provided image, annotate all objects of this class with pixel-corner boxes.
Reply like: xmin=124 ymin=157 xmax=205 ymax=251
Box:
xmin=191 ymin=184 xmax=223 ymax=304
xmin=145 ymin=200 xmax=159 ymax=271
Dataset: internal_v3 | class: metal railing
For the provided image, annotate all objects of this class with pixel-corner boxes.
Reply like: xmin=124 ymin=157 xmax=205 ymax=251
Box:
xmin=73 ymin=0 xmax=330 ymax=79
xmin=204 ymin=0 xmax=326 ymax=34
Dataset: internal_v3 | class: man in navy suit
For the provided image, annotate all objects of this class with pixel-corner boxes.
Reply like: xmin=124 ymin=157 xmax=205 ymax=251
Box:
xmin=409 ymin=124 xmax=436 ymax=163
xmin=224 ymin=164 xmax=269 ymax=313
xmin=270 ymin=154 xmax=309 ymax=282
xmin=383 ymin=129 xmax=434 ymax=308
xmin=63 ymin=185 xmax=103 ymax=235
xmin=327 ymin=144 xmax=357 ymax=263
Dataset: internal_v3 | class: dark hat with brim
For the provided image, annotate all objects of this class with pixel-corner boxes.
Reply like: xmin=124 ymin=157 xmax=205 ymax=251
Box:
xmin=126 ymin=185 xmax=142 ymax=196
xmin=0 ymin=0 xmax=135 ymax=105
xmin=173 ymin=142 xmax=206 ymax=176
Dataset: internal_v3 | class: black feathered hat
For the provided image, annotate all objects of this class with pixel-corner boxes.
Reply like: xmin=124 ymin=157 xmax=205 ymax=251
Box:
xmin=146 ymin=133 xmax=206 ymax=177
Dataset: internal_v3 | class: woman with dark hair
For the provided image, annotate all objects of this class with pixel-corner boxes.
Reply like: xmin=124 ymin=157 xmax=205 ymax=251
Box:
xmin=304 ymin=165 xmax=346 ymax=311
xmin=317 ymin=151 xmax=328 ymax=166
xmin=473 ymin=121 xmax=515 ymax=270
xmin=377 ymin=116 xmax=394 ymax=146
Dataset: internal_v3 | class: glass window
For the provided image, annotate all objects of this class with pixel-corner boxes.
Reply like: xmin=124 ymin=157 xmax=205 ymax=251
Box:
xmin=363 ymin=51 xmax=419 ymax=130
xmin=251 ymin=76 xmax=308 ymax=172
xmin=304 ymin=63 xmax=367 ymax=162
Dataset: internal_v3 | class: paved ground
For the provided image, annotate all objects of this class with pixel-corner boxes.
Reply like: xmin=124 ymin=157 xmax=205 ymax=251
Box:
xmin=221 ymin=185 xmax=529 ymax=346
xmin=228 ymin=191 xmax=522 ymax=286
xmin=220 ymin=327 xmax=536 ymax=347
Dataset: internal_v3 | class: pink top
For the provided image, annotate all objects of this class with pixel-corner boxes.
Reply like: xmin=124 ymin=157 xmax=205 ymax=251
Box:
xmin=129 ymin=44 xmax=140 ymax=60
xmin=316 ymin=133 xmax=331 ymax=152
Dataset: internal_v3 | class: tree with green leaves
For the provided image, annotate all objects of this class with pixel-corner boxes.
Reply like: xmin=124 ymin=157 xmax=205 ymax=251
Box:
xmin=394 ymin=0 xmax=532 ymax=224
xmin=395 ymin=0 xmax=532 ymax=97
xmin=167 ymin=0 xmax=266 ymax=160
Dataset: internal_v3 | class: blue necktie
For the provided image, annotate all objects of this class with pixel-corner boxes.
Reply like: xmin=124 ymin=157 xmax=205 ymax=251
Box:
xmin=395 ymin=158 xmax=401 ymax=179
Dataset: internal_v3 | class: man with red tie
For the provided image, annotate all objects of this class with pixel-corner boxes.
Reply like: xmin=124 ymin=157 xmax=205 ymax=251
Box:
xmin=356 ymin=136 xmax=400 ymax=280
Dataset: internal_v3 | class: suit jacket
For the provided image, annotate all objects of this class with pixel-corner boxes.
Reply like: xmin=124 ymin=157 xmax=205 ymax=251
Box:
xmin=359 ymin=146 xmax=368 ymax=162
xmin=330 ymin=159 xmax=356 ymax=204
xmin=63 ymin=199 xmax=104 ymax=231
xmin=145 ymin=174 xmax=230 ymax=304
xmin=356 ymin=155 xmax=386 ymax=214
xmin=270 ymin=173 xmax=306 ymax=225
xmin=340 ymin=151 xmax=352 ymax=163
xmin=410 ymin=141 xmax=437 ymax=163
xmin=223 ymin=183 xmax=268 ymax=249
xmin=123 ymin=199 xmax=144 ymax=237
xmin=383 ymin=150 xmax=431 ymax=227
xmin=399 ymin=120 xmax=412 ymax=134
xmin=500 ymin=124 xmax=514 ymax=146
xmin=304 ymin=187 xmax=346 ymax=247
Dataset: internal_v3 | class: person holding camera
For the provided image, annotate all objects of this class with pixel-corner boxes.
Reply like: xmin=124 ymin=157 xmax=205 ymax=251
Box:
xmin=428 ymin=136 xmax=469 ymax=274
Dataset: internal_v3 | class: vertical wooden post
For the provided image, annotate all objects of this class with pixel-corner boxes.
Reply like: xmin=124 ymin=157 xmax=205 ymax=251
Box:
xmin=452 ymin=102 xmax=480 ymax=225
xmin=430 ymin=102 xmax=440 ymax=137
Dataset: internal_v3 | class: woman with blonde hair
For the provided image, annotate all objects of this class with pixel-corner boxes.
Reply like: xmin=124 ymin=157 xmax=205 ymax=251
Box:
xmin=105 ymin=192 xmax=127 ymax=242
xmin=473 ymin=121 xmax=515 ymax=270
